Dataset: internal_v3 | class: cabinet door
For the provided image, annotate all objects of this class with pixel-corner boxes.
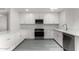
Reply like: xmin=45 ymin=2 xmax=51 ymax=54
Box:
xmin=20 ymin=13 xmax=35 ymax=24
xmin=53 ymin=30 xmax=63 ymax=46
xmin=22 ymin=29 xmax=34 ymax=39
xmin=27 ymin=29 xmax=34 ymax=39
xmin=44 ymin=29 xmax=54 ymax=38
xmin=44 ymin=13 xmax=59 ymax=24
xmin=34 ymin=13 xmax=45 ymax=19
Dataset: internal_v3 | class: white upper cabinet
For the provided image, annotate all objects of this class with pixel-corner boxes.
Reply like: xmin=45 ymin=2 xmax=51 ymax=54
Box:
xmin=32 ymin=13 xmax=44 ymax=20
xmin=20 ymin=13 xmax=35 ymax=24
xmin=44 ymin=13 xmax=59 ymax=24
xmin=20 ymin=13 xmax=59 ymax=24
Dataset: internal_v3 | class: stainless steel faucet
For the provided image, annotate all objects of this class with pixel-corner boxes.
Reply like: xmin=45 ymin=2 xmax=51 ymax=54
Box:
xmin=63 ymin=24 xmax=68 ymax=31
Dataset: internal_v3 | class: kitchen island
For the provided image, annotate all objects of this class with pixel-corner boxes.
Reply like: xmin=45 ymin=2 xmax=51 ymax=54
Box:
xmin=0 ymin=30 xmax=25 ymax=51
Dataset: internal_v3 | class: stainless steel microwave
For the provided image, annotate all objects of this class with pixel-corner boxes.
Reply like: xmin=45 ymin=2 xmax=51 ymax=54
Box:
xmin=35 ymin=19 xmax=43 ymax=24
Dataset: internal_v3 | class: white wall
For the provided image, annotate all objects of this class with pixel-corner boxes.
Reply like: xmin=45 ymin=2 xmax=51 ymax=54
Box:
xmin=65 ymin=9 xmax=75 ymax=32
xmin=0 ymin=15 xmax=7 ymax=31
xmin=59 ymin=10 xmax=66 ymax=28
xmin=9 ymin=9 xmax=20 ymax=32
xmin=67 ymin=9 xmax=79 ymax=33
xmin=59 ymin=9 xmax=79 ymax=33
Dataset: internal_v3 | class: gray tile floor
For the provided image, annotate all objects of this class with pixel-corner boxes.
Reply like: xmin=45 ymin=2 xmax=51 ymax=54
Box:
xmin=14 ymin=40 xmax=63 ymax=51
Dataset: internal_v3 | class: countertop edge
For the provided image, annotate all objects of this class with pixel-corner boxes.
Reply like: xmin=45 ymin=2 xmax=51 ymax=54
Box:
xmin=54 ymin=28 xmax=79 ymax=37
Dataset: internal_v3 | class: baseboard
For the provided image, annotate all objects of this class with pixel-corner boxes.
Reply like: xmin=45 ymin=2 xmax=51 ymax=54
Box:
xmin=24 ymin=38 xmax=54 ymax=40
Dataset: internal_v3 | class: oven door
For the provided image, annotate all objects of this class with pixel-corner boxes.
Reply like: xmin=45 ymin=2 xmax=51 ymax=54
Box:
xmin=35 ymin=29 xmax=44 ymax=40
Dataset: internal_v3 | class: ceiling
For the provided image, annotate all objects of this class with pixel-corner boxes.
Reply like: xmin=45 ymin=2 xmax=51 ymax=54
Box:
xmin=0 ymin=8 xmax=64 ymax=14
xmin=15 ymin=8 xmax=64 ymax=13
xmin=0 ymin=8 xmax=9 ymax=14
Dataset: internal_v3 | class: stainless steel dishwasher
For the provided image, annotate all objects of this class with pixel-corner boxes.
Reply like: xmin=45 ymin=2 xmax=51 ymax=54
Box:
xmin=63 ymin=33 xmax=75 ymax=51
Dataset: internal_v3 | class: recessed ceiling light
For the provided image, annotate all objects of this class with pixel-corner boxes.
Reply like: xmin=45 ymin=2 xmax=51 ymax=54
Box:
xmin=50 ymin=8 xmax=58 ymax=9
xmin=25 ymin=9 xmax=29 ymax=11
xmin=50 ymin=8 xmax=58 ymax=11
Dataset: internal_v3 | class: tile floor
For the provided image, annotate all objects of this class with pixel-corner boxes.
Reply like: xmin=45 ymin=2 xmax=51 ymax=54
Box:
xmin=14 ymin=39 xmax=63 ymax=51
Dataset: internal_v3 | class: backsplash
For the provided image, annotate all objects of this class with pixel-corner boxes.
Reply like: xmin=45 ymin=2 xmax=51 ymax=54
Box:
xmin=20 ymin=24 xmax=59 ymax=39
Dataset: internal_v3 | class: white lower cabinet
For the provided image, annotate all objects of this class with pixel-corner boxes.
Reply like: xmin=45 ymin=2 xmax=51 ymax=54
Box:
xmin=20 ymin=30 xmax=27 ymax=39
xmin=53 ymin=30 xmax=63 ymax=46
xmin=21 ymin=30 xmax=34 ymax=39
xmin=44 ymin=29 xmax=54 ymax=39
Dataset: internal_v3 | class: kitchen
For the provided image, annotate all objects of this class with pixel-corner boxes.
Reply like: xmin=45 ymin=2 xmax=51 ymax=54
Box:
xmin=0 ymin=8 xmax=79 ymax=51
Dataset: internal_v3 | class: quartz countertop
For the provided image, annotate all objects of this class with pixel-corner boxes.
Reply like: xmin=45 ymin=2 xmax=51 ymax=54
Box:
xmin=0 ymin=30 xmax=22 ymax=36
xmin=54 ymin=28 xmax=79 ymax=36
xmin=0 ymin=29 xmax=79 ymax=37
